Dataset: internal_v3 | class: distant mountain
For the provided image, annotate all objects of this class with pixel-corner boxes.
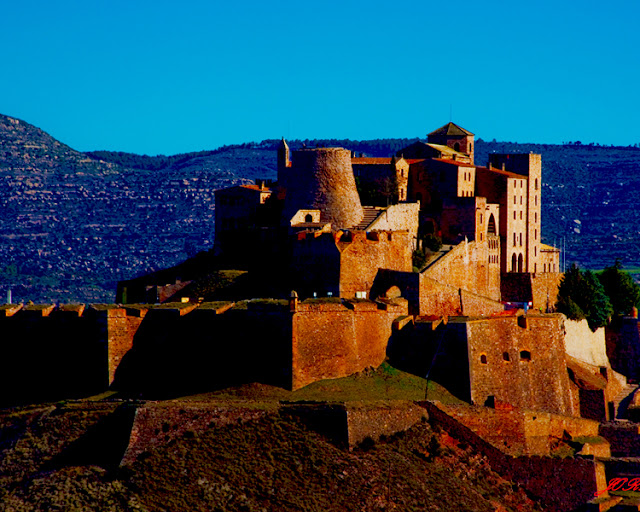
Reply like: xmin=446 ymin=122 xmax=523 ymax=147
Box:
xmin=1 ymin=113 xmax=639 ymax=303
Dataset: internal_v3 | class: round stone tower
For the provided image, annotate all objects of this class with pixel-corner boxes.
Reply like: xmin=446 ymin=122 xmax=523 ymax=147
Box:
xmin=282 ymin=147 xmax=364 ymax=229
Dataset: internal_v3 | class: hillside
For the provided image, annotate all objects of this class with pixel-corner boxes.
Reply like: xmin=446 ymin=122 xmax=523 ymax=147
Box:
xmin=0 ymin=400 xmax=541 ymax=512
xmin=1 ymin=113 xmax=640 ymax=303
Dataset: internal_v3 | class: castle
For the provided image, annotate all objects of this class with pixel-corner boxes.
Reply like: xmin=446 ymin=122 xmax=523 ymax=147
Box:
xmin=5 ymin=123 xmax=640 ymax=507
xmin=214 ymin=122 xmax=561 ymax=312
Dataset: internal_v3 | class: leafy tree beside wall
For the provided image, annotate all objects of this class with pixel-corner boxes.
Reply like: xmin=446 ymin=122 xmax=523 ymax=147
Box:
xmin=597 ymin=259 xmax=640 ymax=316
xmin=556 ymin=264 xmax=613 ymax=330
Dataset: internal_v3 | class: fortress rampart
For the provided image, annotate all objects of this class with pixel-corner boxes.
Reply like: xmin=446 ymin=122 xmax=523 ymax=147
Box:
xmin=0 ymin=297 xmax=409 ymax=405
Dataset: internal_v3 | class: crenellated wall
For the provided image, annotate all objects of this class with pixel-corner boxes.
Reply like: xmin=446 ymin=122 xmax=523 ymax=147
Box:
xmin=0 ymin=297 xmax=408 ymax=403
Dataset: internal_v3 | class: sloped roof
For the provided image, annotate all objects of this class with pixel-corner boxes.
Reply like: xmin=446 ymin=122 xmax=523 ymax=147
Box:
xmin=476 ymin=166 xmax=524 ymax=180
xmin=566 ymin=355 xmax=607 ymax=391
xmin=428 ymin=122 xmax=474 ymax=137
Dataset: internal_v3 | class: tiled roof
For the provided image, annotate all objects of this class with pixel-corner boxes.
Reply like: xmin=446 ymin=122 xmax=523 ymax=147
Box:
xmin=428 ymin=122 xmax=474 ymax=137
xmin=476 ymin=166 xmax=524 ymax=180
xmin=433 ymin=158 xmax=474 ymax=168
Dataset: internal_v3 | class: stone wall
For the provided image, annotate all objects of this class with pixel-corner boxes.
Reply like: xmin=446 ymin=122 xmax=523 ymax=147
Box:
xmin=418 ymin=275 xmax=505 ymax=317
xmin=466 ymin=314 xmax=574 ymax=416
xmin=422 ymin=240 xmax=501 ymax=302
xmin=291 ymin=298 xmax=408 ymax=390
xmin=422 ymin=401 xmax=607 ymax=512
xmin=290 ymin=230 xmax=412 ymax=299
xmin=437 ymin=403 xmax=600 ymax=456
xmin=367 ymin=202 xmax=419 ymax=241
xmin=564 ymin=319 xmax=609 ymax=367
xmin=338 ymin=231 xmax=412 ymax=299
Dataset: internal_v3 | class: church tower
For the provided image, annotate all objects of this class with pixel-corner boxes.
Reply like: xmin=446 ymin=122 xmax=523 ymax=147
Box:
xmin=427 ymin=122 xmax=475 ymax=164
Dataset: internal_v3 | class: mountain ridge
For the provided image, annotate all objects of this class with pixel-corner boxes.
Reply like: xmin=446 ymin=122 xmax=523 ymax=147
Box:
xmin=1 ymin=113 xmax=640 ymax=303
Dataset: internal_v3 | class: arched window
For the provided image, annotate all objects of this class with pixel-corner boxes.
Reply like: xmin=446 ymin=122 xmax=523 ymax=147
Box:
xmin=518 ymin=253 xmax=524 ymax=272
xmin=480 ymin=354 xmax=488 ymax=364
xmin=488 ymin=214 xmax=496 ymax=235
xmin=304 ymin=214 xmax=313 ymax=223
xmin=512 ymin=253 xmax=517 ymax=272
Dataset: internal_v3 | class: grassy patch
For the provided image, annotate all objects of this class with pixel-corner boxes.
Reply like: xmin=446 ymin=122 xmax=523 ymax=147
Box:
xmin=182 ymin=362 xmax=466 ymax=404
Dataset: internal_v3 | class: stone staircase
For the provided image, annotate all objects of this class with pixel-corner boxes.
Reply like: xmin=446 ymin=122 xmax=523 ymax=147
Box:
xmin=613 ymin=384 xmax=639 ymax=419
xmin=352 ymin=206 xmax=383 ymax=230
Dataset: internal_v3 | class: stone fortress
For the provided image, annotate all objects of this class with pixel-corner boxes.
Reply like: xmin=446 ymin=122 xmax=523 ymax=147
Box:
xmin=5 ymin=122 xmax=640 ymax=508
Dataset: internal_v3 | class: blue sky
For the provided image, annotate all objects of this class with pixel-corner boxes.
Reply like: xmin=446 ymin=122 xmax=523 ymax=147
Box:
xmin=2 ymin=0 xmax=638 ymax=155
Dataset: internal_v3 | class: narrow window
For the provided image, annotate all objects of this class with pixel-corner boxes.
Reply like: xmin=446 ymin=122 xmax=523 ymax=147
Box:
xmin=519 ymin=233 xmax=523 ymax=246
xmin=535 ymin=178 xmax=538 ymax=190
xmin=535 ymin=229 xmax=537 ymax=240
xmin=480 ymin=354 xmax=488 ymax=364
xmin=520 ymin=196 xmax=523 ymax=204
xmin=534 ymin=263 xmax=537 ymax=273
xmin=535 ymin=212 xmax=538 ymax=223
xmin=503 ymin=352 xmax=510 ymax=361
xmin=513 ymin=233 xmax=516 ymax=246
xmin=520 ymin=211 xmax=523 ymax=220
xmin=513 ymin=211 xmax=516 ymax=220
xmin=514 ymin=195 xmax=517 ymax=204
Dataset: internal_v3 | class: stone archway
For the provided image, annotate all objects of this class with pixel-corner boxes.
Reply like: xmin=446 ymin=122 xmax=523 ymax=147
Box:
xmin=518 ymin=253 xmax=524 ymax=273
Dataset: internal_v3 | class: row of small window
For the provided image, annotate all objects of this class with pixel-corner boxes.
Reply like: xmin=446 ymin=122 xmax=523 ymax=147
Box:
xmin=480 ymin=350 xmax=531 ymax=364
xmin=513 ymin=195 xmax=538 ymax=206
xmin=489 ymin=255 xmax=499 ymax=264
xmin=512 ymin=230 xmax=537 ymax=246
xmin=461 ymin=190 xmax=473 ymax=197
xmin=513 ymin=211 xmax=538 ymax=223
xmin=513 ymin=179 xmax=539 ymax=190
xmin=462 ymin=171 xmax=473 ymax=181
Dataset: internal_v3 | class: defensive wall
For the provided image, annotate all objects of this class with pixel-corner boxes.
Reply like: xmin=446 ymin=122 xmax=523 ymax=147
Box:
xmin=387 ymin=312 xmax=576 ymax=416
xmin=422 ymin=401 xmax=608 ymax=512
xmin=371 ymin=238 xmax=504 ymax=317
xmin=501 ymin=270 xmax=563 ymax=311
xmin=290 ymin=297 xmax=408 ymax=390
xmin=0 ymin=297 xmax=408 ymax=404
xmin=290 ymin=229 xmax=412 ymax=300
xmin=435 ymin=403 xmax=601 ymax=457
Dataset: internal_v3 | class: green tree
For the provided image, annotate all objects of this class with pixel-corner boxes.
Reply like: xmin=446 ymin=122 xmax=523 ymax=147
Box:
xmin=597 ymin=260 xmax=640 ymax=316
xmin=556 ymin=264 xmax=612 ymax=330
